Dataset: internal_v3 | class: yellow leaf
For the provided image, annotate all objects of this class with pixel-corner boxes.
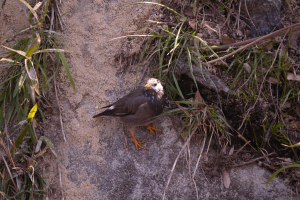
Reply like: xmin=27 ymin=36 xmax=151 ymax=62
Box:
xmin=28 ymin=103 xmax=38 ymax=122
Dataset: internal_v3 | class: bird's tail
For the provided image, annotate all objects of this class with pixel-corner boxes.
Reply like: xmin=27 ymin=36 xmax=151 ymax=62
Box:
xmin=92 ymin=109 xmax=114 ymax=118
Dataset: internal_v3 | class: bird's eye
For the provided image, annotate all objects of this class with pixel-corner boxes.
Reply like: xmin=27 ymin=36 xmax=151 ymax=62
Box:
xmin=154 ymin=83 xmax=157 ymax=87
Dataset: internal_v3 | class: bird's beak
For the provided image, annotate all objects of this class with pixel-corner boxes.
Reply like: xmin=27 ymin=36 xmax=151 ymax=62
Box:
xmin=145 ymin=83 xmax=151 ymax=88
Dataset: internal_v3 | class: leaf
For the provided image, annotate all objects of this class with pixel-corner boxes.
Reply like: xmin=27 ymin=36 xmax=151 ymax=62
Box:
xmin=37 ymin=136 xmax=57 ymax=157
xmin=27 ymin=104 xmax=37 ymax=122
xmin=34 ymin=48 xmax=71 ymax=54
xmin=25 ymin=34 xmax=41 ymax=57
xmin=1 ymin=45 xmax=26 ymax=57
xmin=173 ymin=74 xmax=184 ymax=99
xmin=0 ymin=191 xmax=11 ymax=200
xmin=18 ymin=70 xmax=27 ymax=91
xmin=11 ymin=124 xmax=30 ymax=154
xmin=221 ymin=36 xmax=235 ymax=45
xmin=287 ymin=73 xmax=300 ymax=81
xmin=0 ymin=58 xmax=21 ymax=64
xmin=189 ymin=19 xmax=196 ymax=30
xmin=285 ymin=0 xmax=293 ymax=14
xmin=32 ymin=2 xmax=42 ymax=11
xmin=57 ymin=52 xmax=76 ymax=92
xmin=20 ymin=0 xmax=40 ymax=24
xmin=243 ymin=63 xmax=251 ymax=74
xmin=222 ymin=169 xmax=230 ymax=188
xmin=28 ymin=125 xmax=37 ymax=146
xmin=266 ymin=164 xmax=300 ymax=183
xmin=193 ymin=90 xmax=203 ymax=109
xmin=132 ymin=2 xmax=185 ymax=19
xmin=24 ymin=59 xmax=39 ymax=95
xmin=1 ymin=0 xmax=7 ymax=9
xmin=282 ymin=142 xmax=300 ymax=148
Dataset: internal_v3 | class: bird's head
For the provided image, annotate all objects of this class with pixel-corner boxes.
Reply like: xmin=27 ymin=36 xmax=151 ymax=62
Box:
xmin=144 ymin=78 xmax=164 ymax=94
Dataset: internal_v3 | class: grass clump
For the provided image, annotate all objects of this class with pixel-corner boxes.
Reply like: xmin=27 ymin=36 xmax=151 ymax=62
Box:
xmin=0 ymin=0 xmax=74 ymax=198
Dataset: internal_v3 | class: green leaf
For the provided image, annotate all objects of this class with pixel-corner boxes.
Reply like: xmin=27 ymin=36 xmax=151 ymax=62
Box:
xmin=282 ymin=142 xmax=300 ymax=148
xmin=0 ymin=73 xmax=21 ymax=87
xmin=187 ymin=47 xmax=198 ymax=90
xmin=173 ymin=73 xmax=184 ymax=99
xmin=57 ymin=52 xmax=76 ymax=92
xmin=266 ymin=164 xmax=300 ymax=183
xmin=10 ymin=124 xmax=30 ymax=154
xmin=25 ymin=34 xmax=41 ymax=57
xmin=1 ymin=0 xmax=7 ymax=9
xmin=28 ymin=125 xmax=38 ymax=146
xmin=28 ymin=103 xmax=37 ymax=122
xmin=37 ymin=136 xmax=57 ymax=157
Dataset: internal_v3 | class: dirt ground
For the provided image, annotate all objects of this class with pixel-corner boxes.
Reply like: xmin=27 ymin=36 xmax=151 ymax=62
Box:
xmin=1 ymin=0 xmax=299 ymax=199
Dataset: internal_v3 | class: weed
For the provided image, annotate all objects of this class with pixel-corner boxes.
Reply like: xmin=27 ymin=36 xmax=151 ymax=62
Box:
xmin=0 ymin=0 xmax=74 ymax=198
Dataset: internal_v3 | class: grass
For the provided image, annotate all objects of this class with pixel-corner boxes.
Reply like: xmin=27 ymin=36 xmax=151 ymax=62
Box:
xmin=129 ymin=0 xmax=300 ymax=192
xmin=0 ymin=0 xmax=74 ymax=199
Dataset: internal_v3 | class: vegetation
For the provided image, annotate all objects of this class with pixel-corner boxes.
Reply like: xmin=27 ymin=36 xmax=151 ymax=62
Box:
xmin=0 ymin=0 xmax=74 ymax=199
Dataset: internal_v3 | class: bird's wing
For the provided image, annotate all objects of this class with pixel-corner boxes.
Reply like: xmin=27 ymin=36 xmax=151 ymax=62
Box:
xmin=120 ymin=101 xmax=158 ymax=126
xmin=113 ymin=95 xmax=148 ymax=115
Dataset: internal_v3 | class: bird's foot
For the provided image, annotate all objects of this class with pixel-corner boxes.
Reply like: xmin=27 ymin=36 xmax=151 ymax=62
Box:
xmin=145 ymin=123 xmax=161 ymax=134
xmin=129 ymin=130 xmax=146 ymax=151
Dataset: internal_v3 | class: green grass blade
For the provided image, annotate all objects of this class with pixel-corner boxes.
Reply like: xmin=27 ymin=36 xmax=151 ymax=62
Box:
xmin=57 ymin=52 xmax=76 ymax=92
xmin=10 ymin=124 xmax=30 ymax=154
xmin=173 ymin=73 xmax=184 ymax=99
xmin=266 ymin=164 xmax=300 ymax=183
xmin=186 ymin=47 xmax=198 ymax=90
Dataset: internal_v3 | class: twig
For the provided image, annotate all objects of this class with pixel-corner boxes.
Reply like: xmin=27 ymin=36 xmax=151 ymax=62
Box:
xmin=0 ymin=151 xmax=17 ymax=189
xmin=54 ymin=0 xmax=66 ymax=30
xmin=192 ymin=135 xmax=206 ymax=200
xmin=237 ymin=0 xmax=241 ymax=32
xmin=207 ymin=22 xmax=300 ymax=63
xmin=235 ymin=140 xmax=251 ymax=155
xmin=237 ymin=29 xmax=289 ymax=130
xmin=146 ymin=20 xmax=177 ymax=27
xmin=244 ymin=0 xmax=259 ymax=37
xmin=230 ymin=152 xmax=275 ymax=167
xmin=57 ymin=163 xmax=64 ymax=200
xmin=53 ymin=65 xmax=67 ymax=142
xmin=162 ymin=127 xmax=197 ymax=200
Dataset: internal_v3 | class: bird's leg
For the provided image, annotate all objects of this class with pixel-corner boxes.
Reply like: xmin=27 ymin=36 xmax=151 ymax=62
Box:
xmin=129 ymin=130 xmax=146 ymax=151
xmin=145 ymin=123 xmax=161 ymax=134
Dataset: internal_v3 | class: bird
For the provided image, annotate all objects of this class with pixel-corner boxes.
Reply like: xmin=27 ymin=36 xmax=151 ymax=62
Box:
xmin=93 ymin=78 xmax=165 ymax=151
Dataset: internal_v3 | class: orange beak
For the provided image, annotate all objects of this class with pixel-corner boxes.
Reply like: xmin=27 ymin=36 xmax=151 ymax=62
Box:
xmin=145 ymin=83 xmax=151 ymax=88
